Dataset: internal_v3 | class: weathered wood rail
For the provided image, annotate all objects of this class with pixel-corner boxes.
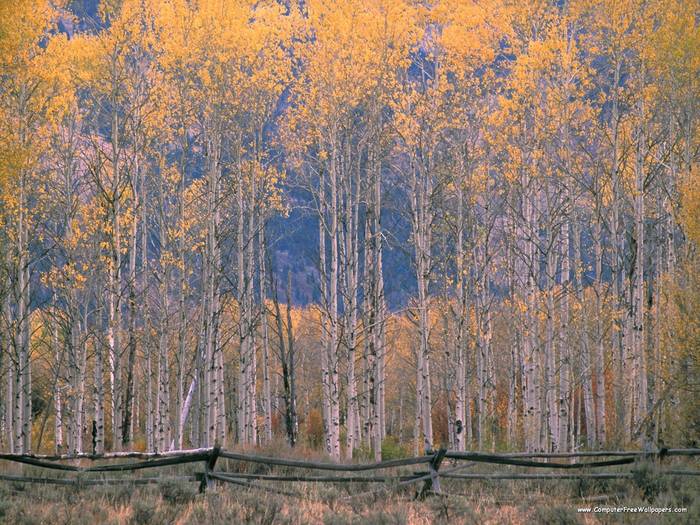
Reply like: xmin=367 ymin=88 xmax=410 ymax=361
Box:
xmin=1 ymin=447 xmax=698 ymax=498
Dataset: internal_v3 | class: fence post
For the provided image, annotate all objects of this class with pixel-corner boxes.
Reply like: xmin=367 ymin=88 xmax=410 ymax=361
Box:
xmin=657 ymin=447 xmax=668 ymax=468
xmin=419 ymin=447 xmax=447 ymax=499
xmin=199 ymin=445 xmax=221 ymax=494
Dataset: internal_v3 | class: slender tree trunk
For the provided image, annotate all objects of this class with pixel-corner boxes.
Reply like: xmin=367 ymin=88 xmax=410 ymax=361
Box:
xmin=174 ymin=133 xmax=188 ymax=451
xmin=285 ymin=274 xmax=298 ymax=445
xmin=593 ymin=215 xmax=606 ymax=446
xmin=259 ymin=226 xmax=273 ymax=444
xmin=558 ymin=219 xmax=571 ymax=452
xmin=236 ymin=152 xmax=248 ymax=445
xmin=574 ymin=217 xmax=595 ymax=449
xmin=610 ymin=59 xmax=628 ymax=445
xmin=411 ymin=159 xmax=434 ymax=452
xmin=633 ymin=118 xmax=647 ymax=442
xmin=155 ymin=200 xmax=171 ymax=451
xmin=271 ymin=269 xmax=298 ymax=447
xmin=328 ymin=146 xmax=341 ymax=460
xmin=122 ymin=151 xmax=140 ymax=447
xmin=455 ymin=182 xmax=467 ymax=452
xmin=94 ymin=290 xmax=105 ymax=455
xmin=53 ymin=309 xmax=63 ymax=453
xmin=246 ymin=173 xmax=257 ymax=445
xmin=17 ymin=165 xmax=31 ymax=453
xmin=319 ymin=169 xmax=331 ymax=454
xmin=522 ymin=168 xmax=541 ymax=452
xmin=206 ymin=140 xmax=220 ymax=447
xmin=146 ymin=331 xmax=154 ymax=452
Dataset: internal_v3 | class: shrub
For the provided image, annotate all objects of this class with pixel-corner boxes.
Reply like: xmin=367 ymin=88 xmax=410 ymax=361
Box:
xmin=632 ymin=462 xmax=667 ymax=502
xmin=353 ymin=443 xmax=373 ymax=462
xmin=322 ymin=510 xmax=403 ymax=525
xmin=573 ymin=477 xmax=609 ymax=498
xmin=130 ymin=500 xmax=155 ymax=525
xmin=102 ymin=484 xmax=133 ymax=506
xmin=363 ymin=509 xmax=408 ymax=525
xmin=159 ymin=480 xmax=196 ymax=505
xmin=352 ymin=437 xmax=410 ymax=462
xmin=305 ymin=409 xmax=325 ymax=449
xmin=526 ymin=505 xmax=580 ymax=525
xmin=427 ymin=495 xmax=478 ymax=525
xmin=381 ymin=436 xmax=410 ymax=461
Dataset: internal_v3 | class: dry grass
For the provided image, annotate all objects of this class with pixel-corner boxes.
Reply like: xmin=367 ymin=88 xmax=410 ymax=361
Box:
xmin=0 ymin=456 xmax=697 ymax=524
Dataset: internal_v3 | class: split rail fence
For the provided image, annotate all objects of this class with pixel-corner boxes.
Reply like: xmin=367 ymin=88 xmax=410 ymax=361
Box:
xmin=1 ymin=447 xmax=698 ymax=499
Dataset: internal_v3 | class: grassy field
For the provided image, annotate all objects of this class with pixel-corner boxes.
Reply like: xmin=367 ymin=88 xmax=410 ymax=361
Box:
xmin=0 ymin=460 xmax=697 ymax=525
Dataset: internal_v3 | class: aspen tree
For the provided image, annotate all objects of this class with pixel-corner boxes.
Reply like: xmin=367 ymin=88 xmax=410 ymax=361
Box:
xmin=1 ymin=0 xmax=698 ymax=456
xmin=0 ymin=0 xmax=65 ymax=453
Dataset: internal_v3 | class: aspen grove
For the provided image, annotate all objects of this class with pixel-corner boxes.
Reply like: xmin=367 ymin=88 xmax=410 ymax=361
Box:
xmin=0 ymin=0 xmax=698 ymax=459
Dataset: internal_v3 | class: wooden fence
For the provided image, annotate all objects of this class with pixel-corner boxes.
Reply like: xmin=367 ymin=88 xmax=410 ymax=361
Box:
xmin=1 ymin=447 xmax=698 ymax=499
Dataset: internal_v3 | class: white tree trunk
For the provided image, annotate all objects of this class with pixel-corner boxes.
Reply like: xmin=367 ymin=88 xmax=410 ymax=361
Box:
xmin=259 ymin=227 xmax=273 ymax=444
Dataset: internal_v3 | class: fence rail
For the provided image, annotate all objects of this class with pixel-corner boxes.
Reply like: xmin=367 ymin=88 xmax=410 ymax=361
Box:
xmin=1 ymin=447 xmax=698 ymax=497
